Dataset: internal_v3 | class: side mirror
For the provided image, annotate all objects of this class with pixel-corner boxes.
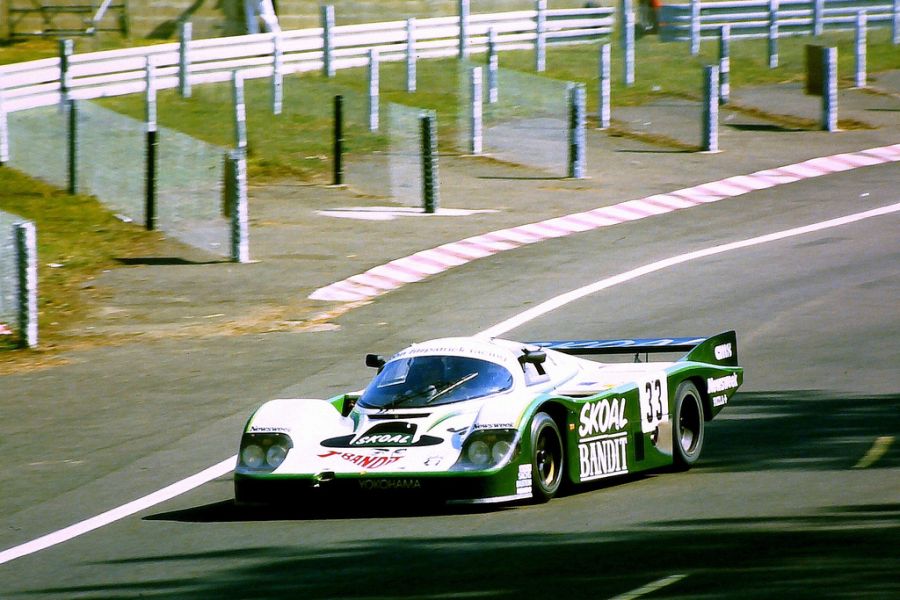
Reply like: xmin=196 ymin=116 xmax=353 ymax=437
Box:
xmin=518 ymin=349 xmax=547 ymax=375
xmin=366 ymin=354 xmax=385 ymax=370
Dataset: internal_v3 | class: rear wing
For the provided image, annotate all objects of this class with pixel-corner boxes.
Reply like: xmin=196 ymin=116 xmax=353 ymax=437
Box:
xmin=530 ymin=331 xmax=738 ymax=366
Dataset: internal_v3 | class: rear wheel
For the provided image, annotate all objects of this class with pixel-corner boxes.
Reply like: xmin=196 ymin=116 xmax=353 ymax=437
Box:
xmin=673 ymin=381 xmax=705 ymax=470
xmin=530 ymin=412 xmax=563 ymax=502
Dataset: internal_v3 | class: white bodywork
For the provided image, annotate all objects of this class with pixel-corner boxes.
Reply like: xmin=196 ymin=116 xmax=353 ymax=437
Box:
xmin=243 ymin=337 xmax=674 ymax=476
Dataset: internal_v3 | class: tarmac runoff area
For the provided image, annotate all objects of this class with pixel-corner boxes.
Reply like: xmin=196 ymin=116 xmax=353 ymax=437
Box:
xmin=39 ymin=71 xmax=900 ymax=343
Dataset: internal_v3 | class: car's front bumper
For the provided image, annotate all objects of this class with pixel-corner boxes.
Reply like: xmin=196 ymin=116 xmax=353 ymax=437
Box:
xmin=234 ymin=464 xmax=529 ymax=506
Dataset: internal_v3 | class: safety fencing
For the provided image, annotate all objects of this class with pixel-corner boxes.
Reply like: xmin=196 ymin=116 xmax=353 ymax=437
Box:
xmin=0 ymin=4 xmax=615 ymax=258
xmin=457 ymin=61 xmax=578 ymax=176
xmin=0 ymin=211 xmax=37 ymax=348
xmin=0 ymin=5 xmax=615 ymax=114
xmin=5 ymin=102 xmax=231 ymax=256
xmin=660 ymin=0 xmax=900 ymax=46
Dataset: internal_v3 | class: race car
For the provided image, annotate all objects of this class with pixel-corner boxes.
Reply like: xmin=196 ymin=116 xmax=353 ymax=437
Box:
xmin=234 ymin=331 xmax=742 ymax=505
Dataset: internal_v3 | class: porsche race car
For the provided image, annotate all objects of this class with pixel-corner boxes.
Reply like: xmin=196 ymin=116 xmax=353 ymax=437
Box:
xmin=235 ymin=332 xmax=742 ymax=505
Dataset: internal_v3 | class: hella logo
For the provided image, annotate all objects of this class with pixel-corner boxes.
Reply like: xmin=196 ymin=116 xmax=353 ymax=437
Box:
xmin=714 ymin=343 xmax=733 ymax=360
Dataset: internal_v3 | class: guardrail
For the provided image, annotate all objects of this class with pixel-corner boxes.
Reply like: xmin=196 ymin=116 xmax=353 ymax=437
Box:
xmin=0 ymin=7 xmax=615 ymax=114
xmin=660 ymin=0 xmax=899 ymax=42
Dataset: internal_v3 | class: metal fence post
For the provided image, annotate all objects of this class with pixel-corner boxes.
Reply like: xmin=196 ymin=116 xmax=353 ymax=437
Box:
xmin=620 ymin=0 xmax=631 ymax=47
xmin=322 ymin=5 xmax=335 ymax=77
xmin=421 ymin=112 xmax=439 ymax=213
xmin=567 ymin=83 xmax=586 ymax=179
xmin=0 ymin=78 xmax=8 ymax=166
xmin=333 ymin=95 xmax=343 ymax=185
xmin=470 ymin=67 xmax=483 ymax=155
xmin=689 ymin=0 xmax=701 ymax=56
xmin=598 ymin=43 xmax=611 ymax=129
xmin=272 ymin=33 xmax=283 ymax=115
xmin=768 ymin=0 xmax=779 ymax=69
xmin=15 ymin=222 xmax=37 ymax=349
xmin=624 ymin=5 xmax=635 ymax=86
xmin=59 ymin=39 xmax=73 ymax=109
xmin=719 ymin=25 xmax=730 ymax=105
xmin=406 ymin=18 xmax=417 ymax=93
xmin=487 ymin=28 xmax=499 ymax=104
xmin=855 ymin=11 xmax=867 ymax=88
xmin=368 ymin=49 xmax=379 ymax=132
xmin=227 ymin=150 xmax=250 ymax=263
xmin=67 ymin=98 xmax=78 ymax=195
xmin=145 ymin=57 xmax=158 ymax=231
xmin=233 ymin=71 xmax=247 ymax=153
xmin=822 ymin=47 xmax=838 ymax=131
xmin=459 ymin=0 xmax=470 ymax=59
xmin=702 ymin=65 xmax=720 ymax=152
xmin=812 ymin=0 xmax=824 ymax=36
xmin=894 ymin=0 xmax=899 ymax=44
xmin=535 ymin=0 xmax=547 ymax=72
xmin=179 ymin=21 xmax=192 ymax=98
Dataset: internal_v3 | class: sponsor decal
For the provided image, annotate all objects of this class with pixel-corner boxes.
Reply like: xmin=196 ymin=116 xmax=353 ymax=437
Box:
xmin=318 ymin=449 xmax=405 ymax=470
xmin=358 ymin=478 xmax=422 ymax=491
xmin=707 ymin=373 xmax=739 ymax=394
xmin=714 ymin=343 xmax=734 ymax=360
xmin=712 ymin=394 xmax=728 ymax=407
xmin=351 ymin=433 xmax=413 ymax=447
xmin=425 ymin=456 xmax=443 ymax=467
xmin=474 ymin=423 xmax=515 ymax=430
xmin=393 ymin=345 xmax=507 ymax=363
xmin=249 ymin=425 xmax=289 ymax=433
xmin=579 ymin=397 xmax=628 ymax=439
xmin=516 ymin=464 xmax=533 ymax=494
xmin=578 ymin=434 xmax=628 ymax=481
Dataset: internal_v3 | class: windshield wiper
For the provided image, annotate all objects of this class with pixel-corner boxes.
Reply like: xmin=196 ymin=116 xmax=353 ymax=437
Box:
xmin=426 ymin=373 xmax=478 ymax=404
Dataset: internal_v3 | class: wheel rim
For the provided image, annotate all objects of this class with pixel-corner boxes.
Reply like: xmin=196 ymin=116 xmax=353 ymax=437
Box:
xmin=536 ymin=428 xmax=560 ymax=487
xmin=679 ymin=394 xmax=701 ymax=454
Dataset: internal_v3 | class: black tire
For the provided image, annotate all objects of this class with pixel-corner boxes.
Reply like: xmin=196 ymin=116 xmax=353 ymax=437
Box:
xmin=673 ymin=381 xmax=705 ymax=470
xmin=530 ymin=412 xmax=564 ymax=502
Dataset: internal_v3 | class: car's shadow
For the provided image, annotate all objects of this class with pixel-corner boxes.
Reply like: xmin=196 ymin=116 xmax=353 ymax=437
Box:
xmin=144 ymin=498 xmax=503 ymax=523
xmin=145 ymin=472 xmax=652 ymax=523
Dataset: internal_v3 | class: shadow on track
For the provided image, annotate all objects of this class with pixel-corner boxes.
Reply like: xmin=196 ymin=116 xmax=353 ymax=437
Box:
xmin=699 ymin=391 xmax=900 ymax=473
xmin=29 ymin=506 xmax=900 ymax=599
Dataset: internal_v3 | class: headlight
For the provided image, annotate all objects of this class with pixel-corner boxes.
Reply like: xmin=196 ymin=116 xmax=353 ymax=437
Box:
xmin=452 ymin=429 xmax=518 ymax=471
xmin=238 ymin=432 xmax=293 ymax=473
xmin=266 ymin=444 xmax=288 ymax=468
xmin=242 ymin=444 xmax=265 ymax=469
xmin=491 ymin=440 xmax=513 ymax=463
xmin=467 ymin=440 xmax=491 ymax=465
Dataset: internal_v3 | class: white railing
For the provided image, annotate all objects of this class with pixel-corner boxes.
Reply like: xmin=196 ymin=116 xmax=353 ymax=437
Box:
xmin=0 ymin=7 xmax=615 ymax=114
xmin=660 ymin=0 xmax=899 ymax=41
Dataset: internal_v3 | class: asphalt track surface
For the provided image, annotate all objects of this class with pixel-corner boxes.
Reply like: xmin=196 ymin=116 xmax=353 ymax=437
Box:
xmin=1 ymin=79 xmax=899 ymax=598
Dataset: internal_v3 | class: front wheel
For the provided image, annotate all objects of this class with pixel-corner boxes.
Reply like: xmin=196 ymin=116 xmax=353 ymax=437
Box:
xmin=672 ymin=381 xmax=705 ymax=470
xmin=530 ymin=412 xmax=563 ymax=502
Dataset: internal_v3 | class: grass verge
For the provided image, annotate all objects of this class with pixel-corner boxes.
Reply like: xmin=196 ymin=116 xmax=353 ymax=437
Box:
xmin=0 ymin=170 xmax=168 ymax=357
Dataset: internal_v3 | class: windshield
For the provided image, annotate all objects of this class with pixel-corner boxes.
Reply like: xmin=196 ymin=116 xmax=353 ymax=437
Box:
xmin=358 ymin=355 xmax=514 ymax=409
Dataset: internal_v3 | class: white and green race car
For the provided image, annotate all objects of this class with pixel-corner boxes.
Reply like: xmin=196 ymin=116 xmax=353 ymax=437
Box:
xmin=234 ymin=332 xmax=742 ymax=505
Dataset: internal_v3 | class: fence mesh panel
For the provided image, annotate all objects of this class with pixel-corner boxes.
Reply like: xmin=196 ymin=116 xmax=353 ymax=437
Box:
xmin=8 ymin=105 xmax=67 ymax=188
xmin=458 ymin=62 xmax=570 ymax=176
xmin=7 ymin=102 xmax=229 ymax=257
xmin=78 ymin=102 xmax=229 ymax=255
xmin=155 ymin=123 xmax=228 ymax=255
xmin=0 ymin=211 xmax=21 ymax=334
xmin=346 ymin=101 xmax=423 ymax=206
xmin=199 ymin=74 xmax=424 ymax=206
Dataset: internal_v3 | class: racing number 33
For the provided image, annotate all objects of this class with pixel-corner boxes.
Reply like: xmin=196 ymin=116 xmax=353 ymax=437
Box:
xmin=639 ymin=377 xmax=668 ymax=433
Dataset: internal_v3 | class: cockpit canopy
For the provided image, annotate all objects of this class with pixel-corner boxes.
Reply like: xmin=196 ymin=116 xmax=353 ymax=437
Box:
xmin=358 ymin=355 xmax=515 ymax=409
